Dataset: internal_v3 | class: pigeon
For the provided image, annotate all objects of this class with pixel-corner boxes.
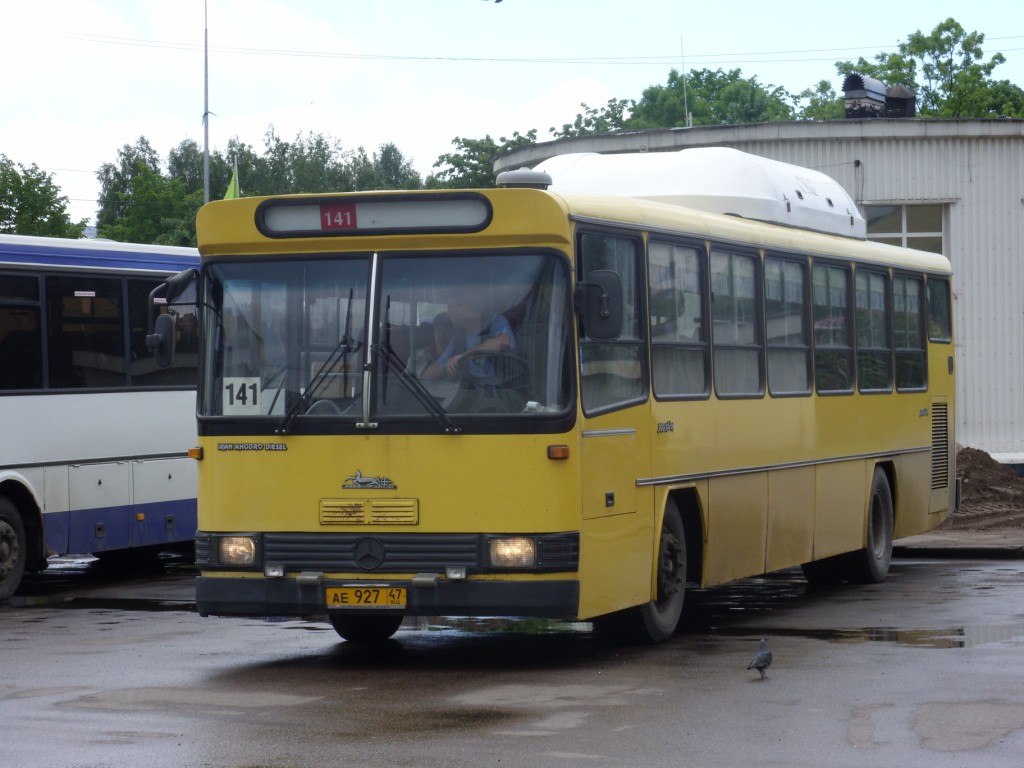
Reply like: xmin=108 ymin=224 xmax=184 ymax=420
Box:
xmin=747 ymin=638 xmax=773 ymax=680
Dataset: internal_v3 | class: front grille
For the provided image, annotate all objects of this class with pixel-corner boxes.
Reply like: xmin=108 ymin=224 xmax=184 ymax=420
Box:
xmin=203 ymin=531 xmax=581 ymax=574
xmin=265 ymin=532 xmax=480 ymax=571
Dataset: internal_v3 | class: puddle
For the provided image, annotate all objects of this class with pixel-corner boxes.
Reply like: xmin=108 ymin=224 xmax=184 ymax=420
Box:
xmin=697 ymin=623 xmax=1024 ymax=649
xmin=412 ymin=616 xmax=593 ymax=636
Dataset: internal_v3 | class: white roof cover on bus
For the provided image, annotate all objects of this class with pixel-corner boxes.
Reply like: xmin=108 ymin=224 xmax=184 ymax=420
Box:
xmin=536 ymin=147 xmax=867 ymax=239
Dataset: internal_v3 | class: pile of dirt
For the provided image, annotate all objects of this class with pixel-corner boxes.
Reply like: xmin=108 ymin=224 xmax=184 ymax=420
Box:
xmin=942 ymin=447 xmax=1024 ymax=531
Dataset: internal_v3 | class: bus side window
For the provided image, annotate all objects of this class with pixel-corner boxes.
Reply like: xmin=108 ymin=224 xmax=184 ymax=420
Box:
xmin=649 ymin=240 xmax=709 ymax=398
xmin=812 ymin=263 xmax=854 ymax=394
xmin=894 ymin=273 xmax=926 ymax=391
xmin=927 ymin=277 xmax=952 ymax=343
xmin=710 ymin=248 xmax=763 ymax=397
xmin=765 ymin=255 xmax=811 ymax=396
xmin=855 ymin=269 xmax=892 ymax=392
xmin=577 ymin=231 xmax=647 ymax=414
xmin=0 ymin=274 xmax=43 ymax=390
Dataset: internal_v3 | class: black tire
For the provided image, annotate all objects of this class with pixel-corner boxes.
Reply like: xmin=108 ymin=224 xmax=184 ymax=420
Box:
xmin=0 ymin=496 xmax=26 ymax=601
xmin=847 ymin=467 xmax=894 ymax=584
xmin=800 ymin=556 xmax=844 ymax=586
xmin=594 ymin=502 xmax=686 ymax=644
xmin=329 ymin=613 xmax=404 ymax=643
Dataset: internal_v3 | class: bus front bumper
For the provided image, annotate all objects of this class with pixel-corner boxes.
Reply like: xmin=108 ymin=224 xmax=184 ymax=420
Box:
xmin=195 ymin=574 xmax=580 ymax=619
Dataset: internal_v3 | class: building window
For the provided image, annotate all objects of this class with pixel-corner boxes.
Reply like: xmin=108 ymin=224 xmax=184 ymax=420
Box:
xmin=865 ymin=204 xmax=943 ymax=254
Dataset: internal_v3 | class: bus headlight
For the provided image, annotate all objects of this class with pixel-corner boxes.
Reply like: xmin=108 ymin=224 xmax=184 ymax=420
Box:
xmin=219 ymin=536 xmax=257 ymax=566
xmin=489 ymin=537 xmax=536 ymax=568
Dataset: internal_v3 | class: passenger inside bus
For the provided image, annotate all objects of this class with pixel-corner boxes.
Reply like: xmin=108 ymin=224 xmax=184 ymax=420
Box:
xmin=406 ymin=312 xmax=458 ymax=400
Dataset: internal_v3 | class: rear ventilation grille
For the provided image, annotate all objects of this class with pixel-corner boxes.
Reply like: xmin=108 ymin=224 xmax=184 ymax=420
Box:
xmin=931 ymin=402 xmax=950 ymax=490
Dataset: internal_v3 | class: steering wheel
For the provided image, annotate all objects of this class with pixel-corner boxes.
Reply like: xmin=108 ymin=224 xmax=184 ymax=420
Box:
xmin=305 ymin=398 xmax=344 ymax=415
xmin=455 ymin=349 xmax=531 ymax=390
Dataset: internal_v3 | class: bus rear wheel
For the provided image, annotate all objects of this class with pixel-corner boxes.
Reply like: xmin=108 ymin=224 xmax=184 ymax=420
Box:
xmin=595 ymin=503 xmax=686 ymax=644
xmin=801 ymin=466 xmax=893 ymax=586
xmin=847 ymin=467 xmax=894 ymax=584
xmin=329 ymin=613 xmax=404 ymax=643
xmin=0 ymin=496 xmax=26 ymax=601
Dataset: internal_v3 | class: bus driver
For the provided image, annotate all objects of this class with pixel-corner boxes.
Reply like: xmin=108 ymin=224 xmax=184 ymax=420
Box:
xmin=420 ymin=290 xmax=516 ymax=382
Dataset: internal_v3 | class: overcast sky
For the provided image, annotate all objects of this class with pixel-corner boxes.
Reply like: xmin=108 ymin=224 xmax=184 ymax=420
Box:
xmin=3 ymin=0 xmax=1022 ymax=226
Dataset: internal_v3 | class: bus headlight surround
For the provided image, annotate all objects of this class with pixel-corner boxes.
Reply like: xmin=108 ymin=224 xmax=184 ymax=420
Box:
xmin=489 ymin=537 xmax=537 ymax=568
xmin=219 ymin=535 xmax=257 ymax=566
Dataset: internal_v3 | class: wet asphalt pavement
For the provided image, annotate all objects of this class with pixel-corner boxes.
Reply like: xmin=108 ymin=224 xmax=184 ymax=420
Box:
xmin=3 ymin=551 xmax=1024 ymax=768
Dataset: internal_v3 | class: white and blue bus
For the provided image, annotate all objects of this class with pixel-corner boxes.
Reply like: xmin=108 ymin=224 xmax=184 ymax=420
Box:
xmin=0 ymin=234 xmax=199 ymax=598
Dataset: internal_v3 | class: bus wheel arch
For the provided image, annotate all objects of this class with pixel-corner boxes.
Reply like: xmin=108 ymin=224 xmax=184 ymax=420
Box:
xmin=594 ymin=495 xmax=694 ymax=644
xmin=668 ymin=487 xmax=705 ymax=587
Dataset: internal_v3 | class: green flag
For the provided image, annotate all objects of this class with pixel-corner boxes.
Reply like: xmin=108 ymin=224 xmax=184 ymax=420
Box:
xmin=224 ymin=164 xmax=240 ymax=200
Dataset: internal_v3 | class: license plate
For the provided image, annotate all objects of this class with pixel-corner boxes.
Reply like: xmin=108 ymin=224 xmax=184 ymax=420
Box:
xmin=326 ymin=586 xmax=406 ymax=609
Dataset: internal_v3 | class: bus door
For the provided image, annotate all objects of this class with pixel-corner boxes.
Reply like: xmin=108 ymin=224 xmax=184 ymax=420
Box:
xmin=575 ymin=230 xmax=653 ymax=616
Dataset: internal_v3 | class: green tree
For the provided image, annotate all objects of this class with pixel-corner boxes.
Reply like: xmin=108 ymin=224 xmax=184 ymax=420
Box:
xmin=429 ymin=130 xmax=537 ymax=189
xmin=794 ymin=80 xmax=845 ymax=120
xmin=836 ymin=18 xmax=1011 ymax=117
xmin=98 ymin=129 xmax=425 ymax=245
xmin=0 ymin=154 xmax=86 ymax=237
xmin=983 ymin=79 xmax=1024 ymax=117
xmin=96 ymin=137 xmax=162 ymax=231
xmin=372 ymin=142 xmax=422 ymax=190
xmin=626 ymin=68 xmax=794 ymax=128
xmin=349 ymin=142 xmax=422 ymax=191
xmin=166 ymin=138 xmax=235 ymax=199
xmin=550 ymin=98 xmax=632 ymax=138
xmin=96 ymin=164 xmax=199 ymax=246
xmin=166 ymin=138 xmax=206 ymax=196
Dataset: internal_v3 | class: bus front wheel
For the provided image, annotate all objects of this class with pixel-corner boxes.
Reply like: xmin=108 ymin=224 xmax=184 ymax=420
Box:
xmin=0 ymin=496 xmax=26 ymax=601
xmin=329 ymin=613 xmax=404 ymax=643
xmin=595 ymin=503 xmax=686 ymax=644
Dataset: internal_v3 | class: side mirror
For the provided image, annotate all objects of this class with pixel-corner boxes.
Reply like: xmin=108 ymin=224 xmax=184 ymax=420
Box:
xmin=146 ymin=268 xmax=198 ymax=370
xmin=575 ymin=269 xmax=623 ymax=341
xmin=146 ymin=313 xmax=176 ymax=369
xmin=164 ymin=268 xmax=199 ymax=305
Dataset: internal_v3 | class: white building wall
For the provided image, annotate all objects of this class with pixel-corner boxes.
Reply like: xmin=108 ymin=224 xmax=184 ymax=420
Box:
xmin=496 ymin=121 xmax=1024 ymax=459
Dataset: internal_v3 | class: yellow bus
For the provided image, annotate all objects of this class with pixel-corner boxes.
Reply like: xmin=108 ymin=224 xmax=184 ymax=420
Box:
xmin=151 ymin=148 xmax=956 ymax=644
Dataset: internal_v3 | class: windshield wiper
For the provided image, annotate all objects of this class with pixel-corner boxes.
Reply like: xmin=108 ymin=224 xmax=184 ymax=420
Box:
xmin=276 ymin=289 xmax=359 ymax=435
xmin=375 ymin=341 xmax=461 ymax=434
xmin=378 ymin=295 xmax=460 ymax=434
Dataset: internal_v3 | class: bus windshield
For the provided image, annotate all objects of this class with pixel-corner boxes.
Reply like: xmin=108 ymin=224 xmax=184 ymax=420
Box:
xmin=199 ymin=250 xmax=574 ymax=427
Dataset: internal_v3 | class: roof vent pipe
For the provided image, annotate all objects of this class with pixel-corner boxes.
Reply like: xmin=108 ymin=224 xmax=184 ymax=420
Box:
xmin=495 ymin=167 xmax=553 ymax=189
xmin=842 ymin=74 xmax=887 ymax=118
